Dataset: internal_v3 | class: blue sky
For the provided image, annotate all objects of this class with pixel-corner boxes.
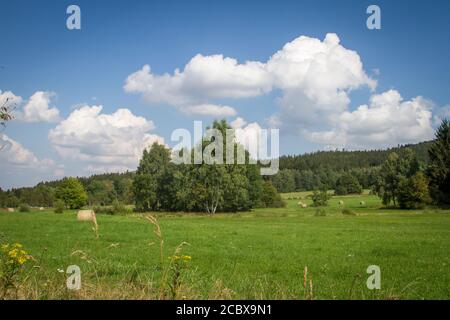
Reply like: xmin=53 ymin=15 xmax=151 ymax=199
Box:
xmin=1 ymin=0 xmax=450 ymax=188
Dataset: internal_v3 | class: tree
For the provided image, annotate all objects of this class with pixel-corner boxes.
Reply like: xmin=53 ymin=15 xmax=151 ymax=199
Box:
xmin=113 ymin=178 xmax=133 ymax=204
xmin=133 ymin=142 xmax=171 ymax=211
xmin=397 ymin=172 xmax=431 ymax=209
xmin=426 ymin=119 xmax=450 ymax=205
xmin=374 ymin=149 xmax=420 ymax=206
xmin=55 ymin=177 xmax=87 ymax=209
xmin=132 ymin=174 xmax=157 ymax=212
xmin=335 ymin=173 xmax=362 ymax=195
xmin=86 ymin=180 xmax=116 ymax=206
xmin=260 ymin=181 xmax=285 ymax=208
xmin=271 ymin=169 xmax=296 ymax=193
xmin=311 ymin=188 xmax=331 ymax=207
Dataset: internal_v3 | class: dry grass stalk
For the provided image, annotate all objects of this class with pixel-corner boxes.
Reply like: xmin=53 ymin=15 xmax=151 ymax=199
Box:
xmin=144 ymin=215 xmax=164 ymax=266
xmin=303 ymin=266 xmax=314 ymax=300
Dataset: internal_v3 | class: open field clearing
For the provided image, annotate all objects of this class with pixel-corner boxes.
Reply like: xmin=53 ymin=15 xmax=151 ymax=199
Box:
xmin=1 ymin=194 xmax=449 ymax=300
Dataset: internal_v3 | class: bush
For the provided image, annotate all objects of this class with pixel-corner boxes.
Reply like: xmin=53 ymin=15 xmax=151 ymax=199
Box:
xmin=93 ymin=206 xmax=114 ymax=215
xmin=341 ymin=208 xmax=356 ymax=216
xmin=314 ymin=208 xmax=327 ymax=217
xmin=112 ymin=200 xmax=131 ymax=214
xmin=94 ymin=200 xmax=131 ymax=215
xmin=18 ymin=204 xmax=30 ymax=212
xmin=53 ymin=200 xmax=65 ymax=214
xmin=259 ymin=181 xmax=286 ymax=208
xmin=312 ymin=189 xmax=331 ymax=207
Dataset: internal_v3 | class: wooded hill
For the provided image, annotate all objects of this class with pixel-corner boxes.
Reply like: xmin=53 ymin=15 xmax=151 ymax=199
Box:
xmin=279 ymin=141 xmax=432 ymax=171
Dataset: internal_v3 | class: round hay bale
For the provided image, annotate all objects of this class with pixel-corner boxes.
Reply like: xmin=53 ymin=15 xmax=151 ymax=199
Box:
xmin=39 ymin=207 xmax=44 ymax=211
xmin=338 ymin=200 xmax=344 ymax=205
xmin=359 ymin=201 xmax=366 ymax=206
xmin=7 ymin=208 xmax=14 ymax=213
xmin=77 ymin=209 xmax=96 ymax=221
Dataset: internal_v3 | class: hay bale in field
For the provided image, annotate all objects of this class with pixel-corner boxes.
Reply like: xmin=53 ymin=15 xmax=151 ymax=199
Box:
xmin=7 ymin=208 xmax=14 ymax=212
xmin=359 ymin=201 xmax=366 ymax=206
xmin=338 ymin=200 xmax=344 ymax=205
xmin=77 ymin=209 xmax=96 ymax=222
xmin=39 ymin=207 xmax=44 ymax=211
xmin=297 ymin=201 xmax=308 ymax=208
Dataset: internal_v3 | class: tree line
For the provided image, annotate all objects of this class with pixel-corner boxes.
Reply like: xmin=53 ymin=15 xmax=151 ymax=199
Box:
xmin=0 ymin=120 xmax=284 ymax=212
xmin=1 ymin=119 xmax=448 ymax=211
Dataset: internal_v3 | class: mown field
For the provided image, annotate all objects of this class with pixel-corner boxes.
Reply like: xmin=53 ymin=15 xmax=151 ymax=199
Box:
xmin=0 ymin=193 xmax=449 ymax=300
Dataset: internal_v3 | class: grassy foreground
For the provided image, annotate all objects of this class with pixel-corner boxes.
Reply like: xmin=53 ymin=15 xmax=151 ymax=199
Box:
xmin=0 ymin=193 xmax=449 ymax=300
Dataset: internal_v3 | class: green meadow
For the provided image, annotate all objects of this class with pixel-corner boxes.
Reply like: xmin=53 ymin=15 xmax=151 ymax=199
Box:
xmin=0 ymin=193 xmax=449 ymax=299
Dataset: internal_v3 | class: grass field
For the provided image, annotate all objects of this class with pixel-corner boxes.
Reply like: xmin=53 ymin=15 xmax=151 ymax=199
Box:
xmin=0 ymin=194 xmax=449 ymax=300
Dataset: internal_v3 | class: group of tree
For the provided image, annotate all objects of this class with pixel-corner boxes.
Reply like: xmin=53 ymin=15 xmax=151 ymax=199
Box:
xmin=0 ymin=173 xmax=132 ymax=209
xmin=133 ymin=120 xmax=283 ymax=213
xmin=374 ymin=120 xmax=449 ymax=208
xmin=269 ymin=141 xmax=431 ymax=194
xmin=269 ymin=167 xmax=378 ymax=194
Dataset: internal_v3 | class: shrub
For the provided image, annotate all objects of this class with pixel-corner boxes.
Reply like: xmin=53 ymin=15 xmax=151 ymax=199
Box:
xmin=342 ymin=208 xmax=356 ymax=216
xmin=94 ymin=201 xmax=131 ymax=215
xmin=311 ymin=189 xmax=330 ymax=207
xmin=314 ymin=208 xmax=327 ymax=217
xmin=93 ymin=206 xmax=114 ymax=215
xmin=259 ymin=181 xmax=286 ymax=208
xmin=53 ymin=200 xmax=65 ymax=214
xmin=18 ymin=204 xmax=30 ymax=212
xmin=112 ymin=200 xmax=129 ymax=214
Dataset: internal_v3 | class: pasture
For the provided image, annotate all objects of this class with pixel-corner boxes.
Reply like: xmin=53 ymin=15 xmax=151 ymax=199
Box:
xmin=0 ymin=193 xmax=449 ymax=299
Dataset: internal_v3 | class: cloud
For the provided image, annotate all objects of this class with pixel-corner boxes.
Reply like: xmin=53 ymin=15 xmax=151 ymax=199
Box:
xmin=1 ymin=90 xmax=60 ymax=123
xmin=125 ymin=33 xmax=375 ymax=125
xmin=433 ymin=105 xmax=450 ymax=125
xmin=124 ymin=55 xmax=271 ymax=114
xmin=230 ymin=117 xmax=247 ymax=129
xmin=266 ymin=33 xmax=376 ymax=131
xmin=0 ymin=134 xmax=62 ymax=188
xmin=0 ymin=134 xmax=54 ymax=168
xmin=21 ymin=91 xmax=60 ymax=123
xmin=183 ymin=104 xmax=237 ymax=117
xmin=48 ymin=105 xmax=164 ymax=173
xmin=307 ymin=90 xmax=435 ymax=149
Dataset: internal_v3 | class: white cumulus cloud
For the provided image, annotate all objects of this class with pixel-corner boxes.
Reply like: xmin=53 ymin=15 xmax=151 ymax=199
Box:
xmin=124 ymin=33 xmax=375 ymax=126
xmin=1 ymin=90 xmax=60 ymax=123
xmin=48 ymin=105 xmax=164 ymax=173
xmin=21 ymin=91 xmax=60 ymax=123
xmin=0 ymin=134 xmax=62 ymax=188
xmin=307 ymin=90 xmax=435 ymax=149
xmin=124 ymin=55 xmax=271 ymax=110
xmin=0 ymin=134 xmax=54 ymax=168
xmin=266 ymin=33 xmax=376 ymax=130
